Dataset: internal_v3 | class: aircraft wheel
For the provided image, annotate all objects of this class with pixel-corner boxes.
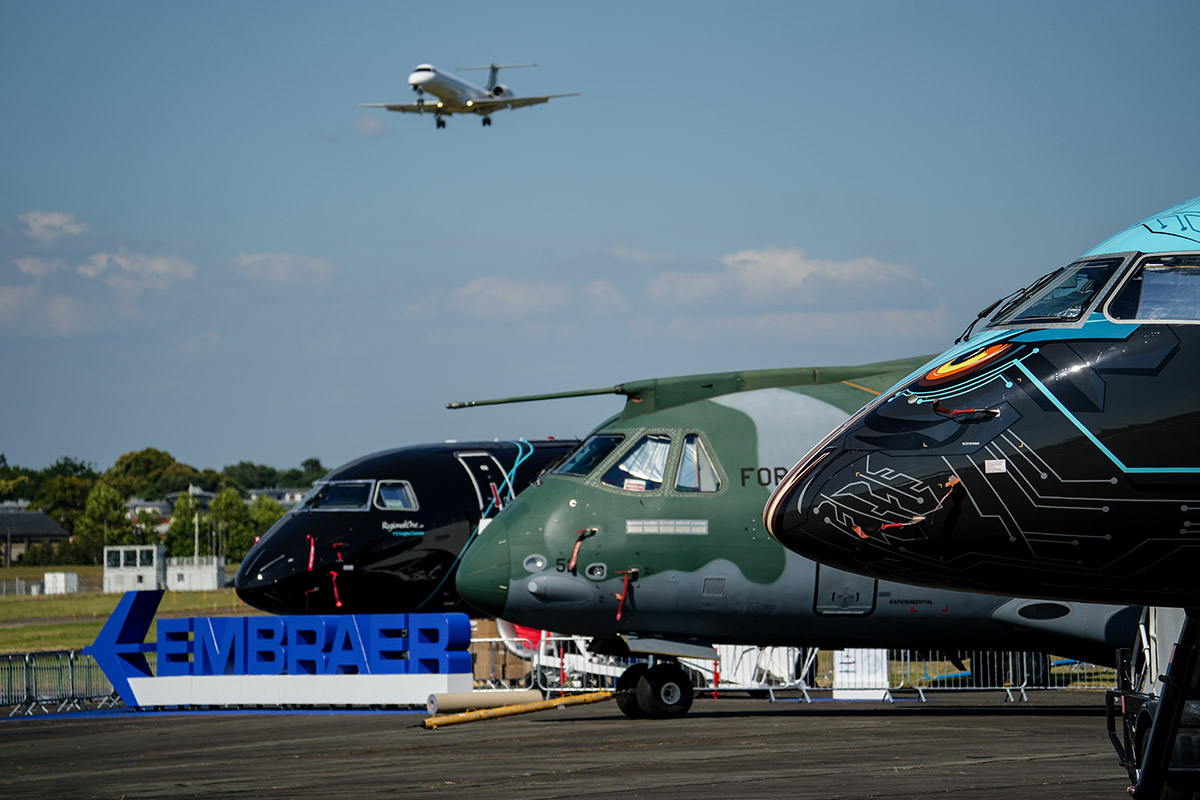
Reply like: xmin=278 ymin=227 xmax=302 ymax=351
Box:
xmin=615 ymin=663 xmax=649 ymax=719
xmin=636 ymin=662 xmax=694 ymax=718
xmin=436 ymin=118 xmax=445 ymax=129
xmin=1136 ymin=729 xmax=1196 ymax=800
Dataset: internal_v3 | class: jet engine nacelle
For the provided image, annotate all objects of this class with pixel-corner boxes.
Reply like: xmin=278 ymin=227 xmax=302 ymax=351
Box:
xmin=490 ymin=84 xmax=513 ymax=98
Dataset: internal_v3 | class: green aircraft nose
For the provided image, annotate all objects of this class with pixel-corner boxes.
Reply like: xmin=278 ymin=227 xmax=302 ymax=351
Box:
xmin=455 ymin=517 xmax=511 ymax=617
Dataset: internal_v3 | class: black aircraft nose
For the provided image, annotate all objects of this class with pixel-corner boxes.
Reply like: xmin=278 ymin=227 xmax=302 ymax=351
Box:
xmin=234 ymin=515 xmax=353 ymax=614
xmin=764 ymin=448 xmax=862 ymax=571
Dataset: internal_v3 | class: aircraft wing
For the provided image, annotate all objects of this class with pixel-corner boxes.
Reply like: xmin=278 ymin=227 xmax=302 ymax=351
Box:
xmin=465 ymin=93 xmax=580 ymax=112
xmin=357 ymin=102 xmax=456 ymax=115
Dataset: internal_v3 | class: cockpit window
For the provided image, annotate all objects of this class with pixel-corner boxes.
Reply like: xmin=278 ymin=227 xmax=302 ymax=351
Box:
xmin=556 ymin=434 xmax=624 ymax=476
xmin=1108 ymin=255 xmax=1200 ymax=321
xmin=989 ymin=259 xmax=1122 ymax=326
xmin=602 ymin=434 xmax=671 ymax=492
xmin=675 ymin=434 xmax=721 ymax=492
xmin=306 ymin=481 xmax=373 ymax=511
xmin=374 ymin=480 xmax=419 ymax=511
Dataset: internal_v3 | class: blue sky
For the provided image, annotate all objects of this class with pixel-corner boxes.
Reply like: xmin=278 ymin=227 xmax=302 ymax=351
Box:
xmin=2 ymin=0 xmax=1198 ymax=473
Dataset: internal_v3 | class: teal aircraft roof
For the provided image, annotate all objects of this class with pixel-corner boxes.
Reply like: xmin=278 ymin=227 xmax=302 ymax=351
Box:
xmin=1081 ymin=195 xmax=1200 ymax=256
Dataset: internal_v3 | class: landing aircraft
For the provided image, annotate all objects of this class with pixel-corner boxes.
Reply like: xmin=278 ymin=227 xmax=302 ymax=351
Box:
xmin=763 ymin=196 xmax=1200 ymax=798
xmin=235 ymin=439 xmax=577 ymax=615
xmin=450 ymin=359 xmax=1139 ymax=719
xmin=359 ymin=63 xmax=578 ymax=128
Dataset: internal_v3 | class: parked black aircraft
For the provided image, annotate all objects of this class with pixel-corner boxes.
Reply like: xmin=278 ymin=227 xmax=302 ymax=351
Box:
xmin=764 ymin=195 xmax=1200 ymax=798
xmin=235 ymin=439 xmax=577 ymax=615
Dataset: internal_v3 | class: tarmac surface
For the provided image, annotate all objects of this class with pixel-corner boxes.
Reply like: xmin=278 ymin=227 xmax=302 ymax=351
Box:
xmin=0 ymin=691 xmax=1131 ymax=799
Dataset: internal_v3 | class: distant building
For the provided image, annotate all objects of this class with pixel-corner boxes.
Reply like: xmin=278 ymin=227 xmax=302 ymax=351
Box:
xmin=0 ymin=509 xmax=70 ymax=566
xmin=247 ymin=487 xmax=307 ymax=508
xmin=125 ymin=497 xmax=173 ymax=534
xmin=164 ymin=484 xmax=217 ymax=512
xmin=103 ymin=544 xmax=167 ymax=592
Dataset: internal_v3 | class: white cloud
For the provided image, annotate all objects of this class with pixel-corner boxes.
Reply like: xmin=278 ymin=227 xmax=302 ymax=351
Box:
xmin=233 ymin=252 xmax=335 ymax=288
xmin=19 ymin=211 xmax=88 ymax=244
xmin=78 ymin=249 xmax=197 ymax=299
xmin=348 ymin=114 xmax=392 ymax=138
xmin=13 ymin=257 xmax=64 ymax=279
xmin=609 ymin=245 xmax=675 ymax=265
xmin=648 ymin=247 xmax=933 ymax=310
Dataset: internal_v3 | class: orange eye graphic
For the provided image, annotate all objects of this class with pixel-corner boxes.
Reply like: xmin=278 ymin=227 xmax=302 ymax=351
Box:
xmin=920 ymin=343 xmax=1016 ymax=387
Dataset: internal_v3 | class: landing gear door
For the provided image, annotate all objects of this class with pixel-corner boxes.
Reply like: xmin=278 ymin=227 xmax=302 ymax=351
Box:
xmin=456 ymin=452 xmax=507 ymax=514
xmin=814 ymin=564 xmax=877 ymax=615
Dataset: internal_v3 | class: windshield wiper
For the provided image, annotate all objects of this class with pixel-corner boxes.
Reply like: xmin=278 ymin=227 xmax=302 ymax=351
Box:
xmin=956 ymin=293 xmax=1014 ymax=343
xmin=957 ymin=267 xmax=1065 ymax=343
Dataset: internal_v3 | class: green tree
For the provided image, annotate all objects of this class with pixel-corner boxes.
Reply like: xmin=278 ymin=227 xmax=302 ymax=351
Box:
xmin=223 ymin=461 xmax=279 ymax=490
xmin=132 ymin=508 xmax=162 ymax=545
xmin=41 ymin=456 xmax=98 ymax=481
xmin=248 ymin=494 xmax=286 ymax=539
xmin=208 ymin=487 xmax=254 ymax=562
xmin=164 ymin=492 xmax=203 ymax=557
xmin=28 ymin=474 xmax=96 ymax=534
xmin=149 ymin=461 xmax=203 ymax=498
xmin=103 ymin=448 xmax=187 ymax=500
xmin=278 ymin=457 xmax=326 ymax=487
xmin=73 ymin=483 xmax=128 ymax=563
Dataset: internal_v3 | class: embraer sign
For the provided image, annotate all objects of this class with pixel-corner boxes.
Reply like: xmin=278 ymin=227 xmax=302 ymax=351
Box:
xmin=85 ymin=590 xmax=472 ymax=708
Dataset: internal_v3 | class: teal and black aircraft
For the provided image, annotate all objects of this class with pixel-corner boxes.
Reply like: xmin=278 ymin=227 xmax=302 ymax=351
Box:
xmin=451 ymin=358 xmax=1139 ymax=719
xmin=762 ymin=196 xmax=1200 ymax=798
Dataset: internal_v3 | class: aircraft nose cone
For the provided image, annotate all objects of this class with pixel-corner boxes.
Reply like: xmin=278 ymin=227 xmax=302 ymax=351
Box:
xmin=234 ymin=539 xmax=293 ymax=613
xmin=408 ymin=71 xmax=433 ymax=87
xmin=456 ymin=518 xmax=511 ymax=617
xmin=764 ymin=451 xmax=859 ymax=570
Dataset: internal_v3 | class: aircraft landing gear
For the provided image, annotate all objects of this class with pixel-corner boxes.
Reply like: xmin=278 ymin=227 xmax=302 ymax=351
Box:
xmin=615 ymin=663 xmax=648 ymax=719
xmin=616 ymin=661 xmax=695 ymax=719
xmin=436 ymin=117 xmax=446 ymax=129
xmin=482 ymin=116 xmax=492 ymax=127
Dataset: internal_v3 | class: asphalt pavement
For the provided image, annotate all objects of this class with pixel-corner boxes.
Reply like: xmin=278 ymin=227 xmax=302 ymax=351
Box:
xmin=0 ymin=691 xmax=1131 ymax=799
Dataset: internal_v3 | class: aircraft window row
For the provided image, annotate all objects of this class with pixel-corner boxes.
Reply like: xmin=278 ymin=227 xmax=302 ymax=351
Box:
xmin=1108 ymin=256 xmax=1200 ymax=321
xmin=375 ymin=480 xmax=419 ymax=511
xmin=556 ymin=434 xmax=625 ymax=476
xmin=676 ymin=434 xmax=721 ymax=492
xmin=602 ymin=434 xmax=671 ymax=492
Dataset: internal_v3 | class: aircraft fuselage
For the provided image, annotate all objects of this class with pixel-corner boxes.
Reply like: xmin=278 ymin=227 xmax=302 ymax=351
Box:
xmin=235 ymin=439 xmax=576 ymax=615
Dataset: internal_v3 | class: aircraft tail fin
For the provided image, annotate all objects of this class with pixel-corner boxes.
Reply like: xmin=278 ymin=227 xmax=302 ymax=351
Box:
xmin=457 ymin=63 xmax=537 ymax=90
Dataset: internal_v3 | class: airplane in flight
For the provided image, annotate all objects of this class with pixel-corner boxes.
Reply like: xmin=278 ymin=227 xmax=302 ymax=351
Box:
xmin=449 ymin=359 xmax=1139 ymax=719
xmin=359 ymin=63 xmax=578 ymax=128
xmin=234 ymin=438 xmax=577 ymax=615
xmin=762 ymin=195 xmax=1200 ymax=798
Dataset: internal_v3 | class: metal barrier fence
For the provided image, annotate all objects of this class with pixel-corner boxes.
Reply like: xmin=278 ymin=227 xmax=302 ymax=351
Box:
xmin=3 ymin=650 xmax=116 ymax=716
xmin=0 ymin=574 xmax=102 ymax=596
xmin=2 ymin=641 xmax=1116 ymax=715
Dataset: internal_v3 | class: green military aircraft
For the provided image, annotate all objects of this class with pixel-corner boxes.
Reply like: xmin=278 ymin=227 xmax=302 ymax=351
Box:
xmin=452 ymin=356 xmax=1137 ymax=719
